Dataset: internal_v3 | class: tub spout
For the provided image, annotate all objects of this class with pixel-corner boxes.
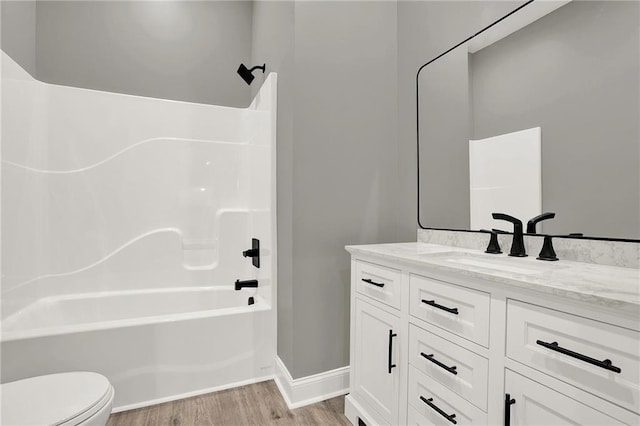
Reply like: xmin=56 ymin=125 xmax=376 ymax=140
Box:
xmin=235 ymin=279 xmax=258 ymax=290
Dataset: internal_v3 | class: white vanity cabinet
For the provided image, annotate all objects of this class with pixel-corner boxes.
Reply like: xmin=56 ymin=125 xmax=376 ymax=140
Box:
xmin=344 ymin=244 xmax=640 ymax=426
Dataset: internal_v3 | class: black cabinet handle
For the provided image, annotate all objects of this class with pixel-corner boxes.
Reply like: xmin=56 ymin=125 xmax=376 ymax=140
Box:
xmin=420 ymin=352 xmax=458 ymax=375
xmin=504 ymin=393 xmax=516 ymax=426
xmin=362 ymin=278 xmax=384 ymax=288
xmin=536 ymin=340 xmax=622 ymax=373
xmin=388 ymin=330 xmax=397 ymax=374
xmin=421 ymin=299 xmax=459 ymax=315
xmin=420 ymin=396 xmax=457 ymax=424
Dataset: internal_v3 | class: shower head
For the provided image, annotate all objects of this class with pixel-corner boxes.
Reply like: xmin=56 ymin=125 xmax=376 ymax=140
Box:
xmin=237 ymin=63 xmax=266 ymax=85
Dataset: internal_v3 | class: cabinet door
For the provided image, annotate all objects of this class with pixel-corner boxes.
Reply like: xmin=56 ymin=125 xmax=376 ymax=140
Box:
xmin=505 ymin=370 xmax=625 ymax=425
xmin=353 ymin=298 xmax=400 ymax=424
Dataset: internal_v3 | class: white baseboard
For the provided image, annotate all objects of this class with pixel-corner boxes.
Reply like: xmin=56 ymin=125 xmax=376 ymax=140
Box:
xmin=273 ymin=356 xmax=350 ymax=409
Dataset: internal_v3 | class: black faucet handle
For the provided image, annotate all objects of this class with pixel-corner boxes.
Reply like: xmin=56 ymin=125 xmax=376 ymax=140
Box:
xmin=537 ymin=235 xmax=559 ymax=261
xmin=526 ymin=212 xmax=556 ymax=234
xmin=480 ymin=229 xmax=502 ymax=254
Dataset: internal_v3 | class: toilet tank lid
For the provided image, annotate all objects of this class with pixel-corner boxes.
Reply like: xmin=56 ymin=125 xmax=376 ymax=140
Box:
xmin=1 ymin=372 xmax=112 ymax=426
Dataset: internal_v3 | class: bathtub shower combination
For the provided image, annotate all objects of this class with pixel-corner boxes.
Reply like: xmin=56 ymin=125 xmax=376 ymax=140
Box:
xmin=0 ymin=52 xmax=277 ymax=411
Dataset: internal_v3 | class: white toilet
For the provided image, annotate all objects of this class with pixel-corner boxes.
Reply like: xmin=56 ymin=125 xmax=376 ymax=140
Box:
xmin=1 ymin=372 xmax=114 ymax=426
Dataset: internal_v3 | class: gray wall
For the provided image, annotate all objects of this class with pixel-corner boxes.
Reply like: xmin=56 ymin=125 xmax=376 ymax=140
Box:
xmin=35 ymin=1 xmax=253 ymax=107
xmin=398 ymin=1 xmax=525 ymax=229
xmin=250 ymin=0 xmax=296 ymax=374
xmin=252 ymin=1 xmax=401 ymax=379
xmin=471 ymin=0 xmax=639 ymax=239
xmin=1 ymin=1 xmax=37 ymax=76
xmin=291 ymin=0 xmax=399 ymax=378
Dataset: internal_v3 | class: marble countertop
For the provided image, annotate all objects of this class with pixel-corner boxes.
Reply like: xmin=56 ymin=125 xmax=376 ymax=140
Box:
xmin=346 ymin=242 xmax=640 ymax=311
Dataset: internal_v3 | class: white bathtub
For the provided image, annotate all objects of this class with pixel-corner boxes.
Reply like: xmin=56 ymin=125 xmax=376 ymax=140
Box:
xmin=0 ymin=287 xmax=276 ymax=411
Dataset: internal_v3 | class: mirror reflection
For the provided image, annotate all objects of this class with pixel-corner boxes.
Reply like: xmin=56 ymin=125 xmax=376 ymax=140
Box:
xmin=418 ymin=0 xmax=639 ymax=241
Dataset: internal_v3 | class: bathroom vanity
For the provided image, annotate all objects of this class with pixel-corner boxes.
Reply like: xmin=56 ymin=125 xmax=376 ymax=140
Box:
xmin=344 ymin=243 xmax=639 ymax=425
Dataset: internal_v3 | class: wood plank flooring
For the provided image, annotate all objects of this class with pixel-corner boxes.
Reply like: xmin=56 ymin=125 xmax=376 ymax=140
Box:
xmin=106 ymin=380 xmax=351 ymax=426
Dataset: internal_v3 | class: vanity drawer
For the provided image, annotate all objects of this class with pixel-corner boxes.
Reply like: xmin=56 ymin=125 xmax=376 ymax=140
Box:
xmin=408 ymin=366 xmax=487 ymax=425
xmin=506 ymin=299 xmax=640 ymax=413
xmin=409 ymin=274 xmax=490 ymax=347
xmin=409 ymin=324 xmax=489 ymax=411
xmin=355 ymin=260 xmax=402 ymax=309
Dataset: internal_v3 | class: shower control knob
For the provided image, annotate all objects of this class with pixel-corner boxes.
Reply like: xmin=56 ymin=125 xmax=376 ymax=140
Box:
xmin=243 ymin=238 xmax=260 ymax=268
xmin=243 ymin=249 xmax=259 ymax=258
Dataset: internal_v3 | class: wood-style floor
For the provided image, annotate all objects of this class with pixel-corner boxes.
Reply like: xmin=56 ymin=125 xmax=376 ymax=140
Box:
xmin=106 ymin=380 xmax=351 ymax=426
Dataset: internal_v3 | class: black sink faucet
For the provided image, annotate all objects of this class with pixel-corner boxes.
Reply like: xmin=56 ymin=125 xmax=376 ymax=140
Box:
xmin=492 ymin=213 xmax=527 ymax=257
xmin=526 ymin=212 xmax=556 ymax=234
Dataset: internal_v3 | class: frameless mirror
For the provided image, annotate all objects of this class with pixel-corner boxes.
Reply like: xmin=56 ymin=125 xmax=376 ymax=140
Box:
xmin=417 ymin=0 xmax=639 ymax=241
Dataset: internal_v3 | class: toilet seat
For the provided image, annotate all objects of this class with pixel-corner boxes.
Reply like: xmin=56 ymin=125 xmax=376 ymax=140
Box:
xmin=1 ymin=372 xmax=114 ymax=426
xmin=58 ymin=382 xmax=114 ymax=426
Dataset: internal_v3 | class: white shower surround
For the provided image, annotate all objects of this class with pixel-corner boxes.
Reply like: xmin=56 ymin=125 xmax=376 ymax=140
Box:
xmin=0 ymin=52 xmax=277 ymax=410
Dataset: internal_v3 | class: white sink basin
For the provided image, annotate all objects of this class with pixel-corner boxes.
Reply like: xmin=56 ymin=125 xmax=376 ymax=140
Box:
xmin=422 ymin=251 xmax=566 ymax=276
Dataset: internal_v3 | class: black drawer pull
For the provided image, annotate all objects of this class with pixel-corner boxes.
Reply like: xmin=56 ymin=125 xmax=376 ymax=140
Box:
xmin=421 ymin=299 xmax=459 ymax=315
xmin=536 ymin=340 xmax=622 ymax=373
xmin=362 ymin=278 xmax=384 ymax=288
xmin=420 ymin=352 xmax=458 ymax=375
xmin=420 ymin=396 xmax=457 ymax=424
xmin=504 ymin=393 xmax=516 ymax=426
xmin=388 ymin=330 xmax=397 ymax=374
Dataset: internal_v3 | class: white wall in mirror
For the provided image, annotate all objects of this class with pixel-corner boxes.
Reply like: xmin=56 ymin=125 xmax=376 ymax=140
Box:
xmin=469 ymin=127 xmax=541 ymax=231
